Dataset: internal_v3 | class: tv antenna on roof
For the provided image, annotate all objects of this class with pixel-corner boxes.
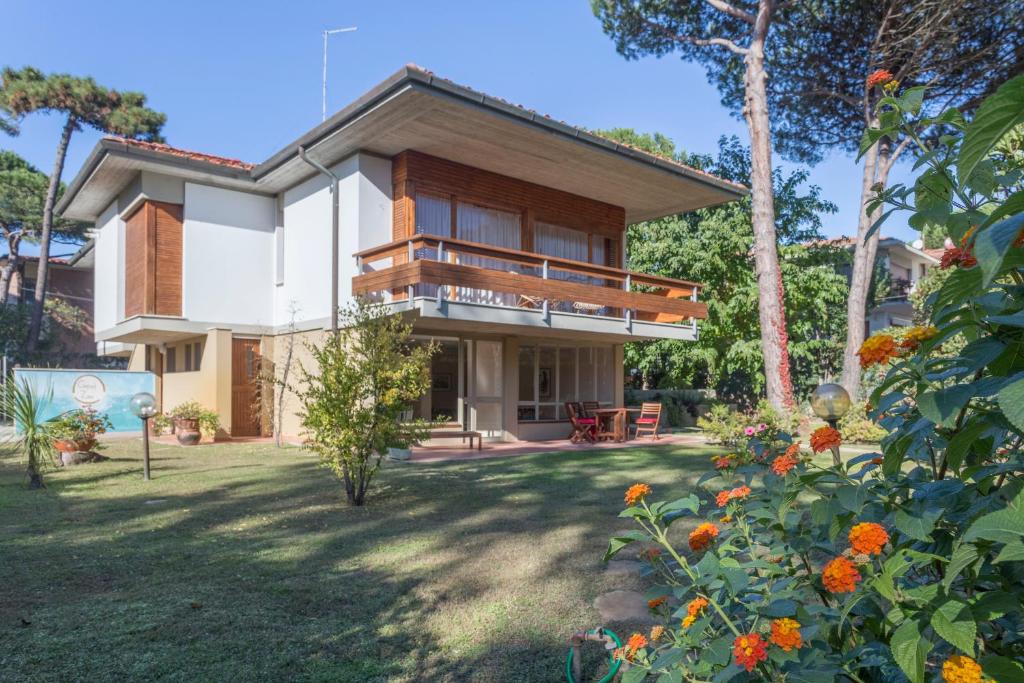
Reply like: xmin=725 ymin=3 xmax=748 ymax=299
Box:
xmin=322 ymin=26 xmax=357 ymax=122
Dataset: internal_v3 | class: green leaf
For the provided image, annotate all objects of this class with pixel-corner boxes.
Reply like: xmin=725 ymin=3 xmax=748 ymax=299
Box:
xmin=964 ymin=490 xmax=1024 ymax=544
xmin=605 ymin=531 xmax=649 ymax=561
xmin=900 ymin=86 xmax=927 ymax=115
xmin=895 ymin=507 xmax=941 ymax=541
xmin=917 ymin=383 xmax=976 ymax=427
xmin=945 ymin=419 xmax=990 ymax=472
xmin=982 ymin=655 xmax=1024 ymax=683
xmin=890 ymin=619 xmax=929 ymax=683
xmin=931 ymin=599 xmax=976 ymax=654
xmin=651 ymin=648 xmax=685 ymax=671
xmin=959 ymin=73 xmax=1024 ymax=181
xmin=663 ymin=494 xmax=700 ymax=515
xmin=944 ymin=543 xmax=981 ymax=589
xmin=975 ymin=212 xmax=1024 ymax=288
xmin=994 ymin=540 xmax=1024 ymax=563
xmin=998 ymin=372 xmax=1024 ymax=432
xmin=621 ymin=667 xmax=648 ymax=683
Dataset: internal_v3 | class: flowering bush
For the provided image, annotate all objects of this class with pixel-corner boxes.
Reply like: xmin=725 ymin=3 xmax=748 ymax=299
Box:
xmin=606 ymin=76 xmax=1024 ymax=682
xmin=47 ymin=408 xmax=113 ymax=446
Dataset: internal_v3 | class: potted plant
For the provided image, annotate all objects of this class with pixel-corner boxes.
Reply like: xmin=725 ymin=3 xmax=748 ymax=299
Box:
xmin=48 ymin=408 xmax=113 ymax=465
xmin=168 ymin=401 xmax=221 ymax=446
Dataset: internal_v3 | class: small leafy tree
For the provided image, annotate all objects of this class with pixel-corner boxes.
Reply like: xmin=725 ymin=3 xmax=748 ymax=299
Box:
xmin=604 ymin=76 xmax=1024 ymax=681
xmin=1 ymin=380 xmax=54 ymax=489
xmin=296 ymin=300 xmax=435 ymax=506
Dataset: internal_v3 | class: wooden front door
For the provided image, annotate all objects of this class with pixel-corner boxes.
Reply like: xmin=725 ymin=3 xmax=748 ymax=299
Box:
xmin=231 ymin=338 xmax=262 ymax=437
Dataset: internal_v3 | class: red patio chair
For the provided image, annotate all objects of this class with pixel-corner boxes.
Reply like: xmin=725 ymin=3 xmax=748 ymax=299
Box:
xmin=565 ymin=402 xmax=596 ymax=443
xmin=632 ymin=402 xmax=663 ymax=440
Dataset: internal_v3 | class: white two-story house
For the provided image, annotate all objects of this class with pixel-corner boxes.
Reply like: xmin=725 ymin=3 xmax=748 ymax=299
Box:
xmin=57 ymin=65 xmax=745 ymax=442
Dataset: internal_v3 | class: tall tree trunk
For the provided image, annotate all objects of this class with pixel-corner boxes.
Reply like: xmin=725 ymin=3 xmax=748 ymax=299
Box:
xmin=840 ymin=133 xmax=894 ymax=400
xmin=0 ymin=233 xmax=20 ymax=306
xmin=744 ymin=0 xmax=794 ymax=410
xmin=26 ymin=115 xmax=76 ymax=352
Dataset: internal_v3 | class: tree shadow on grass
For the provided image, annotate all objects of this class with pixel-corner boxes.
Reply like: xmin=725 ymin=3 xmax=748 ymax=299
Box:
xmin=0 ymin=442 xmax=713 ymax=682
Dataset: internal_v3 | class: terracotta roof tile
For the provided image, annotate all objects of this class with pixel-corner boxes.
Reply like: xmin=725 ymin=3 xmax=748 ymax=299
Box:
xmin=104 ymin=136 xmax=254 ymax=170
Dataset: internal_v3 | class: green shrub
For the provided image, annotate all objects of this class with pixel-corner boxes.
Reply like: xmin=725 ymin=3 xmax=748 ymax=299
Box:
xmin=606 ymin=76 xmax=1024 ymax=682
xmin=838 ymin=402 xmax=886 ymax=443
xmin=47 ymin=409 xmax=113 ymax=445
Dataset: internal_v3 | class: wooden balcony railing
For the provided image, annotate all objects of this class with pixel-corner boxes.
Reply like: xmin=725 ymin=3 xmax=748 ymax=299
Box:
xmin=352 ymin=235 xmax=707 ymax=326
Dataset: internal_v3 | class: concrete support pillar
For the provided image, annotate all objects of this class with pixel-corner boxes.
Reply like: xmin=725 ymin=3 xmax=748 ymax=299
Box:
xmin=614 ymin=344 xmax=625 ymax=407
xmin=502 ymin=336 xmax=519 ymax=442
xmin=203 ymin=328 xmax=233 ymax=439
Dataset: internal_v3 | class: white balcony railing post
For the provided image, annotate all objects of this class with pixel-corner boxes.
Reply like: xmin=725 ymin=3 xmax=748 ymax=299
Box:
xmin=542 ymin=259 xmax=550 ymax=322
xmin=436 ymin=240 xmax=446 ymax=309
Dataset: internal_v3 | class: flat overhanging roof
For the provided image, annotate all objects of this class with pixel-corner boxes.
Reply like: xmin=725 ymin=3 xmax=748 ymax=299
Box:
xmin=60 ymin=65 xmax=747 ymax=223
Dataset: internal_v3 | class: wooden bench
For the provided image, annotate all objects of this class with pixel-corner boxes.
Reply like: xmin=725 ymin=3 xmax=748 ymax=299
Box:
xmin=426 ymin=430 xmax=483 ymax=450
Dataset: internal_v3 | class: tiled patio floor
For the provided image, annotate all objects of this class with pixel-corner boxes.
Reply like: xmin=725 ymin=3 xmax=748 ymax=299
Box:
xmin=407 ymin=431 xmax=710 ymax=464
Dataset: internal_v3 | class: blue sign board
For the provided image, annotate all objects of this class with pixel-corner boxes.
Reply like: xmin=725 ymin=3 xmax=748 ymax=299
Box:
xmin=13 ymin=368 xmax=157 ymax=432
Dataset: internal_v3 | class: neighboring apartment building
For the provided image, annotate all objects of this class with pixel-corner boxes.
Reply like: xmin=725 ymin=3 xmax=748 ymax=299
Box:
xmin=828 ymin=235 xmax=941 ymax=335
xmin=56 ymin=65 xmax=745 ymax=441
xmin=1 ymin=250 xmax=99 ymax=359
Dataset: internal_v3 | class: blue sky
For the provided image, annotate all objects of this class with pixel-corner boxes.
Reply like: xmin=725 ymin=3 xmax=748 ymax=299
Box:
xmin=2 ymin=0 xmax=917 ymax=258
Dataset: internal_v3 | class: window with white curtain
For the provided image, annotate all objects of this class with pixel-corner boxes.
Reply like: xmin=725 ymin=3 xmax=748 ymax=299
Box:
xmin=455 ymin=202 xmax=521 ymax=306
xmin=414 ymin=193 xmax=451 ymax=297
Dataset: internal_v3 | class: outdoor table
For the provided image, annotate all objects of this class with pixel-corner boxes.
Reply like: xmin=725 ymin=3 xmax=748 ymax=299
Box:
xmin=589 ymin=407 xmax=642 ymax=443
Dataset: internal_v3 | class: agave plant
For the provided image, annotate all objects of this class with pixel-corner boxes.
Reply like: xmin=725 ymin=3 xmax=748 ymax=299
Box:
xmin=1 ymin=379 xmax=55 ymax=489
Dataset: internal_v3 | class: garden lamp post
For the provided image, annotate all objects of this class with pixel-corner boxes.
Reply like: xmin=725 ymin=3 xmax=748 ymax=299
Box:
xmin=130 ymin=392 xmax=157 ymax=480
xmin=811 ymin=383 xmax=851 ymax=467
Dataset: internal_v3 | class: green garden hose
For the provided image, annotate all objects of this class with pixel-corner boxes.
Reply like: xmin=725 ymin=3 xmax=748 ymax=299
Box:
xmin=564 ymin=628 xmax=622 ymax=683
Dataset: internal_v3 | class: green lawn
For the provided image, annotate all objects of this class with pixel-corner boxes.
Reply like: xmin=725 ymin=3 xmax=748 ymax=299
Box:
xmin=0 ymin=438 xmax=715 ymax=682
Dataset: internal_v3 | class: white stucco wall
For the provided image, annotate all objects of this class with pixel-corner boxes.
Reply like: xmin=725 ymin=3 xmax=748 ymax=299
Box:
xmin=92 ymin=201 xmax=123 ymax=335
xmin=275 ymin=152 xmax=392 ymax=327
xmin=182 ymin=183 xmax=275 ymax=327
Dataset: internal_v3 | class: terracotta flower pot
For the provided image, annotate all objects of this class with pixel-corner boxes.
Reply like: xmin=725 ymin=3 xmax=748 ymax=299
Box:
xmin=173 ymin=418 xmax=201 ymax=446
xmin=54 ymin=437 xmax=97 ymax=453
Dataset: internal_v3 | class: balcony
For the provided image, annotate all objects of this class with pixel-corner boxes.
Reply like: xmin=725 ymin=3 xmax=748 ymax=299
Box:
xmin=352 ymin=235 xmax=707 ymax=340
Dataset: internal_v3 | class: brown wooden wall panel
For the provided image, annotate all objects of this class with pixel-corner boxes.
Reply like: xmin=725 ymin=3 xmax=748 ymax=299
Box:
xmin=392 ymin=150 xmax=626 ymax=242
xmin=124 ymin=205 xmax=147 ymax=318
xmin=153 ymin=201 xmax=183 ymax=316
xmin=121 ymin=200 xmax=183 ymax=319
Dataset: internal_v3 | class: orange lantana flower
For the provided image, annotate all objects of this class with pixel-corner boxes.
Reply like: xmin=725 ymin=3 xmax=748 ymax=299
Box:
xmin=733 ymin=633 xmax=768 ymax=672
xmin=770 ymin=450 xmax=794 ymax=479
xmin=822 ymin=556 xmax=862 ymax=593
xmin=941 ymin=246 xmax=977 ymax=270
xmin=688 ymin=523 xmax=719 ymax=552
xmin=899 ymin=325 xmax=938 ymax=351
xmin=716 ymin=485 xmax=752 ymax=507
xmin=942 ymin=655 xmax=983 ymax=683
xmin=810 ymin=426 xmax=842 ymax=453
xmin=624 ymin=483 xmax=652 ymax=506
xmin=858 ymin=334 xmax=898 ymax=368
xmin=769 ymin=618 xmax=803 ymax=651
xmin=639 ymin=547 xmax=662 ymax=562
xmin=867 ymin=69 xmax=895 ymax=88
xmin=848 ymin=522 xmax=889 ymax=556
xmin=682 ymin=596 xmax=709 ymax=628
xmin=647 ymin=596 xmax=667 ymax=610
xmin=625 ymin=632 xmax=648 ymax=656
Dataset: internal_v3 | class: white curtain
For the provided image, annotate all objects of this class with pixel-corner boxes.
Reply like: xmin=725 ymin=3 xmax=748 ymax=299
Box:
xmin=414 ymin=194 xmax=451 ymax=297
xmin=456 ymin=202 xmax=521 ymax=306
xmin=535 ymin=222 xmax=604 ymax=312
